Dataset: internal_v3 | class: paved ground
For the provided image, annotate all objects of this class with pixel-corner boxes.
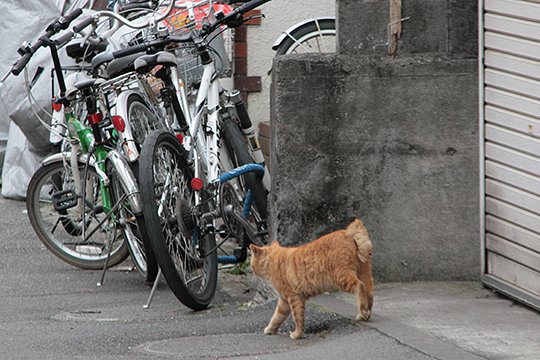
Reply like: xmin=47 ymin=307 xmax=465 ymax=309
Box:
xmin=2 ymin=196 xmax=540 ymax=359
xmin=0 ymin=196 xmax=435 ymax=359
xmin=313 ymin=282 xmax=540 ymax=360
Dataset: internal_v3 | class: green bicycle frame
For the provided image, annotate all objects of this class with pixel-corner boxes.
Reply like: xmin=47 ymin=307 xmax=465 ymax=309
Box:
xmin=65 ymin=111 xmax=113 ymax=214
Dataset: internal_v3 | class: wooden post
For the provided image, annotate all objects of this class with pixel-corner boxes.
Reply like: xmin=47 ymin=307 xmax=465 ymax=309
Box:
xmin=388 ymin=0 xmax=402 ymax=56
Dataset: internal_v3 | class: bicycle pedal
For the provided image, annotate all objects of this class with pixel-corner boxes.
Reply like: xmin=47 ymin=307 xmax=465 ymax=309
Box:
xmin=51 ymin=189 xmax=78 ymax=211
xmin=216 ymin=225 xmax=230 ymax=238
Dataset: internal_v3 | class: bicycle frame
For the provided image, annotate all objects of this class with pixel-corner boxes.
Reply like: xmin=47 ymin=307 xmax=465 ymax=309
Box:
xmin=38 ymin=38 xmax=145 ymax=240
xmin=171 ymin=60 xmax=239 ymax=215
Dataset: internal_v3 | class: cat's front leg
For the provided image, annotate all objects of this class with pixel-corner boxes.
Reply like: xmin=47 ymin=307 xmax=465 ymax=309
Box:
xmin=264 ymin=297 xmax=290 ymax=335
xmin=288 ymin=296 xmax=305 ymax=339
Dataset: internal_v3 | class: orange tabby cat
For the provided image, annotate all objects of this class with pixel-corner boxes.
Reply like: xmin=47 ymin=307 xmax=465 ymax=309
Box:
xmin=250 ymin=219 xmax=374 ymax=339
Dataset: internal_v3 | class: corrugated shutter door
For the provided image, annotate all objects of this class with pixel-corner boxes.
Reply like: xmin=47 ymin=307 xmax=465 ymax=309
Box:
xmin=482 ymin=0 xmax=540 ymax=310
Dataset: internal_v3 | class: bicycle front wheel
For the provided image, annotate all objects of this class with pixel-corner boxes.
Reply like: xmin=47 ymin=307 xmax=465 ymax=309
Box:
xmin=109 ymin=161 xmax=158 ymax=283
xmin=139 ymin=130 xmax=218 ymax=310
xmin=26 ymin=159 xmax=129 ymax=269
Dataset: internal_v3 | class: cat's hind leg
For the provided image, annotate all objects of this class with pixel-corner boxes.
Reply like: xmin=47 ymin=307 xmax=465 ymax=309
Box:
xmin=264 ymin=297 xmax=290 ymax=335
xmin=288 ymin=296 xmax=305 ymax=339
xmin=335 ymin=270 xmax=371 ymax=321
xmin=358 ymin=268 xmax=374 ymax=314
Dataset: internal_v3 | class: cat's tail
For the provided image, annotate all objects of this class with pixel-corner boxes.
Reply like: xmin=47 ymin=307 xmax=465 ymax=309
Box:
xmin=346 ymin=219 xmax=372 ymax=263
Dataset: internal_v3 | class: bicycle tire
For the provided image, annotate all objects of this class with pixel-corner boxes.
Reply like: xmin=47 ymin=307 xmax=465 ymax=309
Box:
xmin=139 ymin=130 xmax=218 ymax=310
xmin=26 ymin=159 xmax=129 ymax=269
xmin=275 ymin=18 xmax=336 ymax=56
xmin=220 ymin=113 xmax=268 ymax=241
xmin=108 ymin=161 xmax=158 ymax=282
xmin=125 ymin=94 xmax=163 ymax=148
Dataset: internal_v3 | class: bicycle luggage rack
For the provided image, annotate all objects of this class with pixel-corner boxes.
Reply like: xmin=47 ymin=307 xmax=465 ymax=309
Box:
xmin=144 ymin=163 xmax=265 ymax=309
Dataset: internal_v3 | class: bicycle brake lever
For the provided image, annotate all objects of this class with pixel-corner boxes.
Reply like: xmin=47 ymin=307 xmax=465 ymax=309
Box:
xmin=226 ymin=13 xmax=264 ymax=28
xmin=244 ymin=13 xmax=265 ymax=22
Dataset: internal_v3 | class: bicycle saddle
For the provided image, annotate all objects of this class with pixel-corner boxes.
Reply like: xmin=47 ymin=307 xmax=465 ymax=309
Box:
xmin=91 ymin=51 xmax=141 ymax=79
xmin=66 ymin=41 xmax=108 ymax=63
xmin=134 ymin=51 xmax=177 ymax=74
xmin=106 ymin=52 xmax=143 ymax=78
xmin=65 ymin=76 xmax=105 ymax=99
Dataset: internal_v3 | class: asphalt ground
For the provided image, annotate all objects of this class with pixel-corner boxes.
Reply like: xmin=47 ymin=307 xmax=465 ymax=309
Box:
xmin=0 ymin=196 xmax=436 ymax=360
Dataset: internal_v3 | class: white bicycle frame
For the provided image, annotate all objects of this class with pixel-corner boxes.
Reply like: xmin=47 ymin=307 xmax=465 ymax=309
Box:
xmin=169 ymin=58 xmax=222 ymax=208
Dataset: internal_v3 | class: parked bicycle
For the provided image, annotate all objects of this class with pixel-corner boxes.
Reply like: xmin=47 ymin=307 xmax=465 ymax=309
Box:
xmin=95 ymin=0 xmax=271 ymax=309
xmin=2 ymin=5 xmax=179 ymax=283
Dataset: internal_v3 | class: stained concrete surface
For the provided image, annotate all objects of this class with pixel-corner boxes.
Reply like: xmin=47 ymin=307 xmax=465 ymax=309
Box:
xmin=313 ymin=281 xmax=540 ymax=360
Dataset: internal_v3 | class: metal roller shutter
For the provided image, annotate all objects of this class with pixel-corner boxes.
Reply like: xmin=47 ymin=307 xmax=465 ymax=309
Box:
xmin=481 ymin=0 xmax=540 ymax=310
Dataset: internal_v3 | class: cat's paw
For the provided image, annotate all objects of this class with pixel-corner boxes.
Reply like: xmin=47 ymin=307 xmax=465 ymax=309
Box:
xmin=264 ymin=326 xmax=277 ymax=335
xmin=356 ymin=309 xmax=371 ymax=321
xmin=290 ymin=330 xmax=304 ymax=340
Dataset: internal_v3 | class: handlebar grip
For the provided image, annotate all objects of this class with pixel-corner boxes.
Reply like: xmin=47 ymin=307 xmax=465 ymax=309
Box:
xmin=234 ymin=0 xmax=271 ymax=15
xmin=72 ymin=15 xmax=95 ymax=33
xmin=54 ymin=30 xmax=75 ymax=45
xmin=120 ymin=2 xmax=154 ymax=11
xmin=59 ymin=8 xmax=84 ymax=29
xmin=113 ymin=43 xmax=148 ymax=59
xmin=11 ymin=52 xmax=33 ymax=76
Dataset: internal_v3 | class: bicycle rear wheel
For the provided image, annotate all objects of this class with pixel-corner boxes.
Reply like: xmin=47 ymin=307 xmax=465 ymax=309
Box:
xmin=124 ymin=94 xmax=163 ymax=147
xmin=139 ymin=130 xmax=218 ymax=310
xmin=220 ymin=111 xmax=268 ymax=246
xmin=26 ymin=159 xmax=129 ymax=269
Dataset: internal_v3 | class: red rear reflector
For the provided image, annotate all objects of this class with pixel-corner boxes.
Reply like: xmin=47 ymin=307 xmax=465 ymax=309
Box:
xmin=52 ymin=102 xmax=62 ymax=112
xmin=88 ymin=113 xmax=103 ymax=125
xmin=191 ymin=178 xmax=203 ymax=191
xmin=175 ymin=134 xmax=184 ymax=143
xmin=111 ymin=115 xmax=126 ymax=132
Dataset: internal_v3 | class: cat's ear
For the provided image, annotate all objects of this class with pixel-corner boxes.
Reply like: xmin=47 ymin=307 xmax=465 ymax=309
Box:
xmin=249 ymin=244 xmax=261 ymax=255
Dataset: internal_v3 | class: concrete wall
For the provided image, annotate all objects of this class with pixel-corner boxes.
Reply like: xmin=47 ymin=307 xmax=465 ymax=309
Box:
xmin=270 ymin=0 xmax=480 ymax=282
xmin=246 ymin=0 xmax=336 ymax=126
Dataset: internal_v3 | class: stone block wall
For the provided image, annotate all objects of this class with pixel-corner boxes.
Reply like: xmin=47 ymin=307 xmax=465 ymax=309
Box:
xmin=270 ymin=0 xmax=480 ymax=281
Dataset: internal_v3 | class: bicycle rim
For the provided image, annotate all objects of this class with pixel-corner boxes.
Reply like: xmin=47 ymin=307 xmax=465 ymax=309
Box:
xmin=26 ymin=159 xmax=129 ymax=269
xmin=276 ymin=19 xmax=336 ymax=55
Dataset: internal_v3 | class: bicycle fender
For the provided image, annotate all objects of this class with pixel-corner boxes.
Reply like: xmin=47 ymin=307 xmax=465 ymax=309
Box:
xmin=41 ymin=152 xmax=95 ymax=167
xmin=106 ymin=149 xmax=143 ymax=215
xmin=271 ymin=17 xmax=335 ymax=50
xmin=114 ymin=89 xmax=144 ymax=162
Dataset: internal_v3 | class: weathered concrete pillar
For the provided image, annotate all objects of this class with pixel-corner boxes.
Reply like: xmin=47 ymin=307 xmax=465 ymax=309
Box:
xmin=271 ymin=0 xmax=480 ymax=282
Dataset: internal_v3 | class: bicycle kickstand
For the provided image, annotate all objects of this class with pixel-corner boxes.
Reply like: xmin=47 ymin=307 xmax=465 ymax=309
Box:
xmin=143 ymin=268 xmax=163 ymax=309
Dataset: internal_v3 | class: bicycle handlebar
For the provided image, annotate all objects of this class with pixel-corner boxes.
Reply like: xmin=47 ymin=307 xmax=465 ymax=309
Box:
xmin=205 ymin=0 xmax=271 ymax=35
xmin=59 ymin=8 xmax=84 ymax=30
xmin=73 ymin=15 xmax=96 ymax=33
xmin=11 ymin=8 xmax=85 ymax=76
xmin=111 ymin=0 xmax=270 ymax=60
xmin=92 ymin=0 xmax=175 ymax=30
xmin=53 ymin=15 xmax=97 ymax=45
xmin=10 ymin=0 xmax=179 ymax=77
xmin=230 ymin=0 xmax=270 ymax=15
xmin=11 ymin=53 xmax=33 ymax=76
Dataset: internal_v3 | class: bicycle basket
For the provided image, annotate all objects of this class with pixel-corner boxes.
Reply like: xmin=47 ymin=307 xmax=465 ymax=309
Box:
xmin=162 ymin=2 xmax=233 ymax=85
